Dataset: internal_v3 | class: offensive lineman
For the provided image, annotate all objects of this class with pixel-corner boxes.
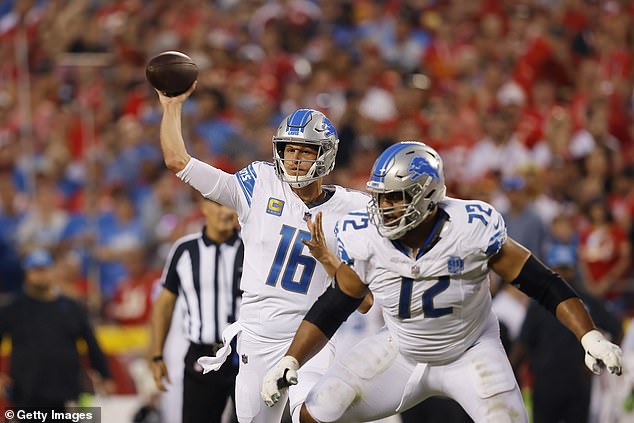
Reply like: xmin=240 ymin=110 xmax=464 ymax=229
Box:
xmin=156 ymin=83 xmax=369 ymax=423
xmin=261 ymin=141 xmax=623 ymax=422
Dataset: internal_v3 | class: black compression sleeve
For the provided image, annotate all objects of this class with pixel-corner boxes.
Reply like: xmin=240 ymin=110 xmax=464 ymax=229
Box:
xmin=304 ymin=284 xmax=363 ymax=339
xmin=511 ymin=255 xmax=579 ymax=314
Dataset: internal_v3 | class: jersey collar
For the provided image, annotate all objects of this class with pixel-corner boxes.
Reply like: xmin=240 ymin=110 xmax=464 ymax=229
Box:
xmin=305 ymin=185 xmax=335 ymax=209
xmin=390 ymin=208 xmax=450 ymax=259
xmin=202 ymin=226 xmax=240 ymax=247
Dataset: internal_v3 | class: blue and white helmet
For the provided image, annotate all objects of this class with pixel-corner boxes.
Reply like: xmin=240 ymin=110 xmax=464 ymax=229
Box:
xmin=366 ymin=141 xmax=446 ymax=239
xmin=273 ymin=109 xmax=339 ymax=188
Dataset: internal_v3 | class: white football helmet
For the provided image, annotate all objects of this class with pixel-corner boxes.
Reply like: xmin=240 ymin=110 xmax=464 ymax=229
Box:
xmin=273 ymin=109 xmax=339 ymax=188
xmin=366 ymin=142 xmax=446 ymax=239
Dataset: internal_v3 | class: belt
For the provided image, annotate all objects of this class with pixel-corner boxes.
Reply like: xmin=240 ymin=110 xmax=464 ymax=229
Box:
xmin=198 ymin=321 xmax=243 ymax=374
xmin=189 ymin=341 xmax=224 ymax=356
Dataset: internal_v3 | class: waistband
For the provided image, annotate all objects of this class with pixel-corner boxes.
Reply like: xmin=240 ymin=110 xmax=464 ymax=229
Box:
xmin=189 ymin=341 xmax=224 ymax=356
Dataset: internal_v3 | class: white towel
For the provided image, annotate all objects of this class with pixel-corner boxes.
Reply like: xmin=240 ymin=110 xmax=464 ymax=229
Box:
xmin=197 ymin=322 xmax=242 ymax=374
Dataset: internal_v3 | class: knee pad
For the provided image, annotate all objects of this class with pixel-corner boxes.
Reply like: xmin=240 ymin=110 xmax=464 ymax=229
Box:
xmin=339 ymin=332 xmax=398 ymax=380
xmin=468 ymin=346 xmax=515 ymax=399
xmin=305 ymin=377 xmax=357 ymax=422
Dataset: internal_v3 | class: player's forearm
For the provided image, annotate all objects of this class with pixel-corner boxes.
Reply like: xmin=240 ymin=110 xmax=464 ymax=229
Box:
xmin=555 ymin=297 xmax=597 ymax=341
xmin=286 ymin=321 xmax=330 ymax=367
xmin=160 ymin=103 xmax=191 ymax=172
xmin=316 ymin=250 xmax=342 ymax=277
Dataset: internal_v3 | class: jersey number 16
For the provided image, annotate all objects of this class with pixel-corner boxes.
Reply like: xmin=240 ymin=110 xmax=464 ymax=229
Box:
xmin=266 ymin=225 xmax=316 ymax=294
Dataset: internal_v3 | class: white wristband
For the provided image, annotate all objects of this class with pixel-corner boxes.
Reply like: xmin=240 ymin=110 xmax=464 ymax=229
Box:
xmin=581 ymin=329 xmax=604 ymax=350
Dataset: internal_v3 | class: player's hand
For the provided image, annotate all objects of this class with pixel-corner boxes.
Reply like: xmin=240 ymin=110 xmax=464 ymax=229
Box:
xmin=150 ymin=358 xmax=171 ymax=391
xmin=581 ymin=329 xmax=623 ymax=375
xmin=302 ymin=211 xmax=329 ymax=262
xmin=155 ymin=81 xmax=197 ymax=107
xmin=261 ymin=356 xmax=299 ymax=407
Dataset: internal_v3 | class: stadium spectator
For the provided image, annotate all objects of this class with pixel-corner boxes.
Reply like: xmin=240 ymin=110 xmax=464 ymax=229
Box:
xmin=465 ymin=107 xmax=531 ymax=181
xmin=106 ymin=242 xmax=161 ymax=326
xmin=0 ymin=249 xmax=113 ymax=410
xmin=532 ymin=106 xmax=573 ymax=170
xmin=149 ymin=198 xmax=242 ymax=423
xmin=501 ymin=175 xmax=547 ymax=259
xmin=94 ymin=187 xmax=147 ymax=300
xmin=15 ymin=173 xmax=69 ymax=255
xmin=579 ymin=197 xmax=631 ymax=315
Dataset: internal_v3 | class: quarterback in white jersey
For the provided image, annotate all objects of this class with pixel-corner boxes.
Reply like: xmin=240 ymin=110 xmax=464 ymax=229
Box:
xmin=156 ymin=84 xmax=369 ymax=423
xmin=262 ymin=141 xmax=623 ymax=422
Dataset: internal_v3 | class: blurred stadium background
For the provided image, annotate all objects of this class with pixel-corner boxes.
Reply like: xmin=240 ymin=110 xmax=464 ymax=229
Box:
xmin=0 ymin=0 xmax=633 ymax=422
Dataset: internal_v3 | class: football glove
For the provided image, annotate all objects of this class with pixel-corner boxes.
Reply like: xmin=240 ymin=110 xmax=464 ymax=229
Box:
xmin=581 ymin=329 xmax=623 ymax=375
xmin=261 ymin=355 xmax=299 ymax=407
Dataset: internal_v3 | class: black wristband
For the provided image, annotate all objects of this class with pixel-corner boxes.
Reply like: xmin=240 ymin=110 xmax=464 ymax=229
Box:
xmin=304 ymin=283 xmax=362 ymax=339
xmin=151 ymin=355 xmax=164 ymax=362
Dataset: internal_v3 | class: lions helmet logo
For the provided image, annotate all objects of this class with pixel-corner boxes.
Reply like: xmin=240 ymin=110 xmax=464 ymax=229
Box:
xmin=408 ymin=156 xmax=440 ymax=182
xmin=315 ymin=115 xmax=337 ymax=139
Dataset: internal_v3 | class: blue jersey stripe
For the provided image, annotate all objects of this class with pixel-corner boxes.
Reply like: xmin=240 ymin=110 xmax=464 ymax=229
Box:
xmin=235 ymin=174 xmax=252 ymax=207
xmin=337 ymin=238 xmax=354 ymax=265
xmin=246 ymin=163 xmax=258 ymax=180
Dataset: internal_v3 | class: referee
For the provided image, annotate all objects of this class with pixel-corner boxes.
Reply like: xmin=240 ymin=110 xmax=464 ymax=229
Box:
xmin=149 ymin=198 xmax=243 ymax=423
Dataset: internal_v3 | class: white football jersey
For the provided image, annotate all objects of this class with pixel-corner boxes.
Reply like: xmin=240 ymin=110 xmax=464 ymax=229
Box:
xmin=232 ymin=162 xmax=369 ymax=340
xmin=336 ymin=197 xmax=507 ymax=364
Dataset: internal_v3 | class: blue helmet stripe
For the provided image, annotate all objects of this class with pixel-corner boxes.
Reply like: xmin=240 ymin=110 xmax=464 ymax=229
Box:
xmin=287 ymin=109 xmax=313 ymax=129
xmin=371 ymin=143 xmax=412 ymax=182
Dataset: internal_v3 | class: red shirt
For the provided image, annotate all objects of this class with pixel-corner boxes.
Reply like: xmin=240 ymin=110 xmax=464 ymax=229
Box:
xmin=107 ymin=270 xmax=161 ymax=326
xmin=579 ymin=224 xmax=627 ymax=287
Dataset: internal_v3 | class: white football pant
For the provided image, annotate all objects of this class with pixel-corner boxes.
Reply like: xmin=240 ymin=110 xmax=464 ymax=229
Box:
xmin=235 ymin=330 xmax=335 ymax=423
xmin=306 ymin=319 xmax=527 ymax=423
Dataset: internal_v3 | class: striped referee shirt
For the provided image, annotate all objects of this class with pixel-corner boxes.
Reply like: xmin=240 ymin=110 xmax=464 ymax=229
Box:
xmin=162 ymin=226 xmax=243 ymax=345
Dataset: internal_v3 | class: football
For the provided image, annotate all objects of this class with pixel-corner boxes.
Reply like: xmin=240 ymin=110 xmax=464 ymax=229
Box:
xmin=145 ymin=51 xmax=198 ymax=97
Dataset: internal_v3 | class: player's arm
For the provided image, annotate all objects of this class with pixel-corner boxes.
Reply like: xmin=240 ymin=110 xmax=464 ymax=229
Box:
xmin=489 ymin=237 xmax=622 ymax=375
xmin=302 ymin=211 xmax=374 ymax=313
xmin=157 ymin=85 xmax=195 ymax=172
xmin=292 ymin=264 xmax=369 ymax=365
xmin=261 ymin=264 xmax=369 ymax=407
xmin=301 ymin=211 xmax=342 ymax=275
xmin=157 ymin=86 xmax=245 ymax=211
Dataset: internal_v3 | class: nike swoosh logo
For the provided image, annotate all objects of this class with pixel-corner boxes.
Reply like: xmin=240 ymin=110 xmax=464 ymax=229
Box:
xmin=493 ymin=221 xmax=500 ymax=229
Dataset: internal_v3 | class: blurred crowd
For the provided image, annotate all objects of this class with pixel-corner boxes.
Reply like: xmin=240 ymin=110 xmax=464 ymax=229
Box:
xmin=0 ymin=0 xmax=633 ymax=333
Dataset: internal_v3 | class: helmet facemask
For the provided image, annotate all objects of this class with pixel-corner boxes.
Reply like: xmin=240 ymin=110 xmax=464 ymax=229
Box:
xmin=365 ymin=141 xmax=447 ymax=240
xmin=273 ymin=140 xmax=336 ymax=188
xmin=367 ymin=179 xmax=441 ymax=240
xmin=272 ymin=109 xmax=339 ymax=188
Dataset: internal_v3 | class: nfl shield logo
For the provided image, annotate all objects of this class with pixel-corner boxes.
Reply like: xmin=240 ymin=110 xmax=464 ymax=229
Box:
xmin=448 ymin=256 xmax=464 ymax=274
